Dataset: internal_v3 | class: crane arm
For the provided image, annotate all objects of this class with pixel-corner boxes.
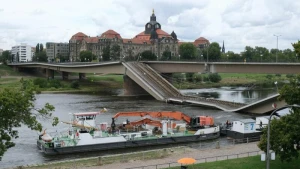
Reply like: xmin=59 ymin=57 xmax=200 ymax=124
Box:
xmin=128 ymin=118 xmax=162 ymax=128
xmin=113 ymin=111 xmax=191 ymax=124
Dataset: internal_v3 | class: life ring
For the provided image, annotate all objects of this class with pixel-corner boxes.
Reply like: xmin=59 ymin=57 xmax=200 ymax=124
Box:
xmin=61 ymin=141 xmax=65 ymax=147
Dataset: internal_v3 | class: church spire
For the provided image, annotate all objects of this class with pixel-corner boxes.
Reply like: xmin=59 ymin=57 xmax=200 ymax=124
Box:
xmin=152 ymin=9 xmax=154 ymax=15
xmin=222 ymin=40 xmax=225 ymax=53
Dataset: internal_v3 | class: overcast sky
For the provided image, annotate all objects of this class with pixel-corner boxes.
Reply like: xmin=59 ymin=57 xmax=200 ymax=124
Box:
xmin=0 ymin=0 xmax=299 ymax=52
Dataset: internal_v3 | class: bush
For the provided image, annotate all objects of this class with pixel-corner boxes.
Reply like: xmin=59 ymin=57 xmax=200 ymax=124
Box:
xmin=48 ymin=79 xmax=62 ymax=88
xmin=192 ymin=73 xmax=202 ymax=82
xmin=286 ymin=74 xmax=295 ymax=79
xmin=275 ymin=74 xmax=281 ymax=77
xmin=70 ymin=80 xmax=79 ymax=89
xmin=185 ymin=73 xmax=194 ymax=82
xmin=265 ymin=74 xmax=273 ymax=80
xmin=33 ymin=78 xmax=48 ymax=88
xmin=208 ymin=73 xmax=222 ymax=83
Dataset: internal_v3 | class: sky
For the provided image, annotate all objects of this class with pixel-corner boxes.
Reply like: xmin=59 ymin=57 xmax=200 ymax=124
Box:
xmin=0 ymin=0 xmax=300 ymax=52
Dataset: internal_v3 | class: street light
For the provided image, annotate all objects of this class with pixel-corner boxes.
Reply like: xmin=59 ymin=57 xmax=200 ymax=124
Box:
xmin=261 ymin=54 xmax=263 ymax=62
xmin=266 ymin=104 xmax=300 ymax=169
xmin=273 ymin=34 xmax=281 ymax=63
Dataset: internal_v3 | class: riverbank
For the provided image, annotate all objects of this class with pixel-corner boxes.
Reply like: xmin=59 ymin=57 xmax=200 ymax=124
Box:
xmin=15 ymin=142 xmax=261 ymax=169
xmin=0 ymin=64 xmax=287 ymax=92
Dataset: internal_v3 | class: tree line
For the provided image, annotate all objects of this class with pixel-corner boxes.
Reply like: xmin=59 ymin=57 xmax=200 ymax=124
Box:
xmin=1 ymin=41 xmax=300 ymax=63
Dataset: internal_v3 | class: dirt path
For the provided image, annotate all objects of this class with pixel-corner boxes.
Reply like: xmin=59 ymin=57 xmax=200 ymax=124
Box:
xmin=84 ymin=142 xmax=261 ymax=169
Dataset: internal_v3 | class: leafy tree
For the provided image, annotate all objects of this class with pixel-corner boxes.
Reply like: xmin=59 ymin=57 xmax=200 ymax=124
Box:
xmin=33 ymin=51 xmax=47 ymax=62
xmin=292 ymin=40 xmax=300 ymax=57
xmin=207 ymin=42 xmax=221 ymax=61
xmin=258 ymin=75 xmax=300 ymax=162
xmin=0 ymin=79 xmax=58 ymax=160
xmin=161 ymin=50 xmax=171 ymax=61
xmin=179 ymin=43 xmax=196 ymax=60
xmin=125 ymin=48 xmax=134 ymax=61
xmin=79 ymin=51 xmax=95 ymax=62
xmin=0 ymin=50 xmax=11 ymax=64
xmin=36 ymin=43 xmax=40 ymax=53
xmin=208 ymin=73 xmax=222 ymax=83
xmin=141 ymin=50 xmax=156 ymax=61
xmin=40 ymin=44 xmax=44 ymax=52
xmin=102 ymin=44 xmax=111 ymax=61
xmin=110 ymin=44 xmax=121 ymax=61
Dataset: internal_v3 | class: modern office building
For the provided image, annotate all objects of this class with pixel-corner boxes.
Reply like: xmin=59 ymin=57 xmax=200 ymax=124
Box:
xmin=11 ymin=43 xmax=32 ymax=62
xmin=46 ymin=42 xmax=69 ymax=62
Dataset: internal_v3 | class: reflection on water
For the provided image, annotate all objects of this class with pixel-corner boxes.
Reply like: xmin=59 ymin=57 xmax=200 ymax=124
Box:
xmin=1 ymin=87 xmax=275 ymax=168
xmin=181 ymin=86 xmax=277 ymax=104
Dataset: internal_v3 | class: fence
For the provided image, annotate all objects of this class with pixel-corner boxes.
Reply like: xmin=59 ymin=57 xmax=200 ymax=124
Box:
xmin=125 ymin=150 xmax=261 ymax=169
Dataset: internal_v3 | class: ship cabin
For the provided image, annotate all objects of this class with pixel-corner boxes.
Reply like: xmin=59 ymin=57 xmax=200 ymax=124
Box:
xmin=72 ymin=112 xmax=98 ymax=128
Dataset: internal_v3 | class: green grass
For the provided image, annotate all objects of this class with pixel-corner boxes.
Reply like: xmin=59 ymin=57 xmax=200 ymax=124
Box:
xmin=167 ymin=155 xmax=300 ymax=169
xmin=87 ymin=74 xmax=124 ymax=83
xmin=0 ymin=64 xmax=22 ymax=76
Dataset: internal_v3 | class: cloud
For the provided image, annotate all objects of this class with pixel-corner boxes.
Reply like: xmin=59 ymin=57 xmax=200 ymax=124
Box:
xmin=0 ymin=0 xmax=300 ymax=52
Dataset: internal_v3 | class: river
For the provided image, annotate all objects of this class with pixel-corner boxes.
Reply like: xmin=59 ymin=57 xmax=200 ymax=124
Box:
xmin=1 ymin=87 xmax=277 ymax=168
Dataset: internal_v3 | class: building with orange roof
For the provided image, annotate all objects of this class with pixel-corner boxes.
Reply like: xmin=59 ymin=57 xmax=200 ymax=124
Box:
xmin=68 ymin=10 xmax=209 ymax=62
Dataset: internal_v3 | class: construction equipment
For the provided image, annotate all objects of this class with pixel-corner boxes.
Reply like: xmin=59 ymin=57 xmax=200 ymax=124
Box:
xmin=113 ymin=111 xmax=215 ymax=130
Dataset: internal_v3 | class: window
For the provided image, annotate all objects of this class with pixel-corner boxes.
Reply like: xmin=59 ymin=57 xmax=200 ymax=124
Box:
xmin=156 ymin=24 xmax=159 ymax=28
xmin=147 ymin=24 xmax=151 ymax=28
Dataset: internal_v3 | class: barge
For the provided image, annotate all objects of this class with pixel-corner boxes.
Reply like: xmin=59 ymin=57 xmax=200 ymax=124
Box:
xmin=37 ymin=110 xmax=220 ymax=155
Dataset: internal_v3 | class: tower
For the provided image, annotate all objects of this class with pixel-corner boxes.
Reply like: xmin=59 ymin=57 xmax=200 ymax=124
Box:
xmin=145 ymin=9 xmax=161 ymax=35
xmin=222 ymin=41 xmax=225 ymax=53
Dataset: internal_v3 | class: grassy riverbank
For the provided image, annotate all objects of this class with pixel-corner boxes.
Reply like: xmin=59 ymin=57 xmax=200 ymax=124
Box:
xmin=0 ymin=64 xmax=291 ymax=92
xmin=168 ymin=155 xmax=300 ymax=169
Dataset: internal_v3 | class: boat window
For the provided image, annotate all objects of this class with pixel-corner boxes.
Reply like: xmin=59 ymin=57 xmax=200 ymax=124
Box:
xmin=78 ymin=116 xmax=85 ymax=120
xmin=86 ymin=115 xmax=94 ymax=120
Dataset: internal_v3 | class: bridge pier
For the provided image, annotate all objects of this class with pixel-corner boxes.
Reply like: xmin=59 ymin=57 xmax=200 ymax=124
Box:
xmin=123 ymin=75 xmax=148 ymax=96
xmin=79 ymin=73 xmax=86 ymax=80
xmin=46 ymin=69 xmax=54 ymax=79
xmin=62 ymin=71 xmax=69 ymax=80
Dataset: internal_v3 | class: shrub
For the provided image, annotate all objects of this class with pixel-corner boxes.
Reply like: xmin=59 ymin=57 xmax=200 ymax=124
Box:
xmin=185 ymin=73 xmax=194 ymax=82
xmin=172 ymin=73 xmax=185 ymax=83
xmin=33 ymin=78 xmax=48 ymax=88
xmin=208 ymin=73 xmax=222 ymax=83
xmin=265 ymin=74 xmax=273 ymax=80
xmin=48 ymin=79 xmax=62 ymax=88
xmin=70 ymin=80 xmax=79 ymax=89
xmin=286 ymin=74 xmax=295 ymax=79
xmin=193 ymin=73 xmax=202 ymax=82
xmin=275 ymin=74 xmax=281 ymax=77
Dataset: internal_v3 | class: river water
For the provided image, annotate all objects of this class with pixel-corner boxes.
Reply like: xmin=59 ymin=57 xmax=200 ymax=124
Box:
xmin=1 ymin=87 xmax=277 ymax=168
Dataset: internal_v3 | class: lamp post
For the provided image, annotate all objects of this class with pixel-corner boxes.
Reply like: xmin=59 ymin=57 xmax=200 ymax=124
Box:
xmin=206 ymin=43 xmax=209 ymax=63
xmin=261 ymin=53 xmax=263 ymax=62
xmin=266 ymin=104 xmax=300 ymax=169
xmin=273 ymin=34 xmax=281 ymax=63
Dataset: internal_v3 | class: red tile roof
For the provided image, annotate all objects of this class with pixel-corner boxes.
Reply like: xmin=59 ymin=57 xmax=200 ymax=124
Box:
xmin=83 ymin=37 xmax=99 ymax=43
xmin=100 ymin=29 xmax=122 ymax=39
xmin=194 ymin=37 xmax=209 ymax=46
xmin=70 ymin=32 xmax=88 ymax=41
xmin=123 ymin=38 xmax=151 ymax=44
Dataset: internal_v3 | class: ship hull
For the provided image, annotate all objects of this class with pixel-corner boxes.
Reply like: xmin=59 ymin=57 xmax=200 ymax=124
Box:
xmin=37 ymin=132 xmax=219 ymax=155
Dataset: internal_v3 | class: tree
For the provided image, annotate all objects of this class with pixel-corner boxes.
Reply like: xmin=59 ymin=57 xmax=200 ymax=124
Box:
xmin=33 ymin=51 xmax=47 ymax=62
xmin=102 ymin=44 xmax=111 ymax=61
xmin=292 ymin=40 xmax=300 ymax=57
xmin=79 ymin=51 xmax=95 ymax=62
xmin=258 ymin=75 xmax=300 ymax=162
xmin=125 ymin=48 xmax=134 ymax=61
xmin=179 ymin=43 xmax=196 ymax=60
xmin=161 ymin=50 xmax=171 ymax=61
xmin=140 ymin=50 xmax=156 ymax=61
xmin=40 ymin=44 xmax=44 ymax=52
xmin=0 ymin=79 xmax=58 ymax=160
xmin=0 ymin=50 xmax=11 ymax=64
xmin=208 ymin=73 xmax=222 ymax=83
xmin=36 ymin=43 xmax=40 ymax=53
xmin=207 ymin=42 xmax=221 ymax=61
xmin=110 ymin=44 xmax=121 ymax=61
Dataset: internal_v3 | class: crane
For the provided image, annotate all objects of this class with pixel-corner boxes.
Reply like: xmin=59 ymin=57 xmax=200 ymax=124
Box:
xmin=112 ymin=111 xmax=215 ymax=130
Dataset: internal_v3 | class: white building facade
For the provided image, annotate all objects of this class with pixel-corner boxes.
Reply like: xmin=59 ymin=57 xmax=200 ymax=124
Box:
xmin=11 ymin=43 xmax=32 ymax=62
